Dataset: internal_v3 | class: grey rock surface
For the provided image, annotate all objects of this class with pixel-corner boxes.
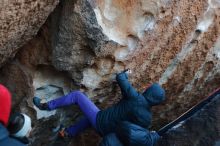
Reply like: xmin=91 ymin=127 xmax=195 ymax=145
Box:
xmin=51 ymin=0 xmax=117 ymax=84
xmin=0 ymin=0 xmax=59 ymax=67
xmin=157 ymin=95 xmax=220 ymax=146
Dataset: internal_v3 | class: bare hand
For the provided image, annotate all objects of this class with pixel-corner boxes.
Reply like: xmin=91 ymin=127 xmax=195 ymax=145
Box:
xmin=124 ymin=68 xmax=132 ymax=74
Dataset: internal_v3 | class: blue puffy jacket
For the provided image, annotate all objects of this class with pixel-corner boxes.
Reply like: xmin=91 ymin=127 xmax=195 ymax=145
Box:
xmin=96 ymin=72 xmax=166 ymax=135
xmin=99 ymin=121 xmax=160 ymax=146
xmin=99 ymin=133 xmax=123 ymax=146
xmin=116 ymin=121 xmax=160 ymax=146
xmin=0 ymin=123 xmax=25 ymax=146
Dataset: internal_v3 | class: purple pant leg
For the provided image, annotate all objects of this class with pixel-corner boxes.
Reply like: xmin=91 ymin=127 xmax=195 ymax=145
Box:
xmin=47 ymin=91 xmax=100 ymax=128
xmin=65 ymin=117 xmax=91 ymax=137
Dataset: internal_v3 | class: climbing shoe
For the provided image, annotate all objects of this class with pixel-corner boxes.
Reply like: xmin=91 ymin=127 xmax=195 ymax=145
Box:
xmin=55 ymin=124 xmax=68 ymax=138
xmin=59 ymin=128 xmax=68 ymax=138
xmin=33 ymin=97 xmax=49 ymax=110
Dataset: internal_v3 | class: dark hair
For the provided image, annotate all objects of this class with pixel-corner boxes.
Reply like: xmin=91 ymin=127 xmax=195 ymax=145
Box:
xmin=7 ymin=113 xmax=25 ymax=134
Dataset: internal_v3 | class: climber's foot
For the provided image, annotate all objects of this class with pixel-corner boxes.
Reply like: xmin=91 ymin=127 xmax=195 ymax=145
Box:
xmin=33 ymin=97 xmax=49 ymax=110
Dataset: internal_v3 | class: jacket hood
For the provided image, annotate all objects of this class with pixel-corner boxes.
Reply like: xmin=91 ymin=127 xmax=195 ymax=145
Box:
xmin=0 ymin=123 xmax=9 ymax=140
xmin=142 ymin=83 xmax=166 ymax=106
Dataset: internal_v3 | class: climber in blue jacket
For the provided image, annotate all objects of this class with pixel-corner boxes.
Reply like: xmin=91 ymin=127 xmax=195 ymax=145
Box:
xmin=33 ymin=69 xmax=166 ymax=139
xmin=99 ymin=121 xmax=160 ymax=146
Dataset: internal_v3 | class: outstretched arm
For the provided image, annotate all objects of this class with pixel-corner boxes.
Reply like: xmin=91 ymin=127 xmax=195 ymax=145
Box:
xmin=116 ymin=70 xmax=139 ymax=99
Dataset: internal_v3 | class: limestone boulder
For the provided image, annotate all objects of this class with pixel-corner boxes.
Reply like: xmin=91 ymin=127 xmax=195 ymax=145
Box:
xmin=51 ymin=0 xmax=220 ymax=129
xmin=89 ymin=0 xmax=220 ymax=128
xmin=0 ymin=0 xmax=220 ymax=146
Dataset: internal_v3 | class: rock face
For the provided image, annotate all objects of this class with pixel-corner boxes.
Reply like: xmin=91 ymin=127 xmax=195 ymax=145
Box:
xmin=157 ymin=94 xmax=220 ymax=146
xmin=92 ymin=0 xmax=220 ymax=128
xmin=0 ymin=0 xmax=220 ymax=145
xmin=50 ymin=0 xmax=220 ymax=129
xmin=51 ymin=0 xmax=119 ymax=95
xmin=0 ymin=0 xmax=59 ymax=67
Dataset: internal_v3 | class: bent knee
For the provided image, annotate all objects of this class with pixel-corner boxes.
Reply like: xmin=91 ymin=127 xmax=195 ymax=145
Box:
xmin=70 ymin=90 xmax=87 ymax=98
xmin=71 ymin=90 xmax=83 ymax=95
